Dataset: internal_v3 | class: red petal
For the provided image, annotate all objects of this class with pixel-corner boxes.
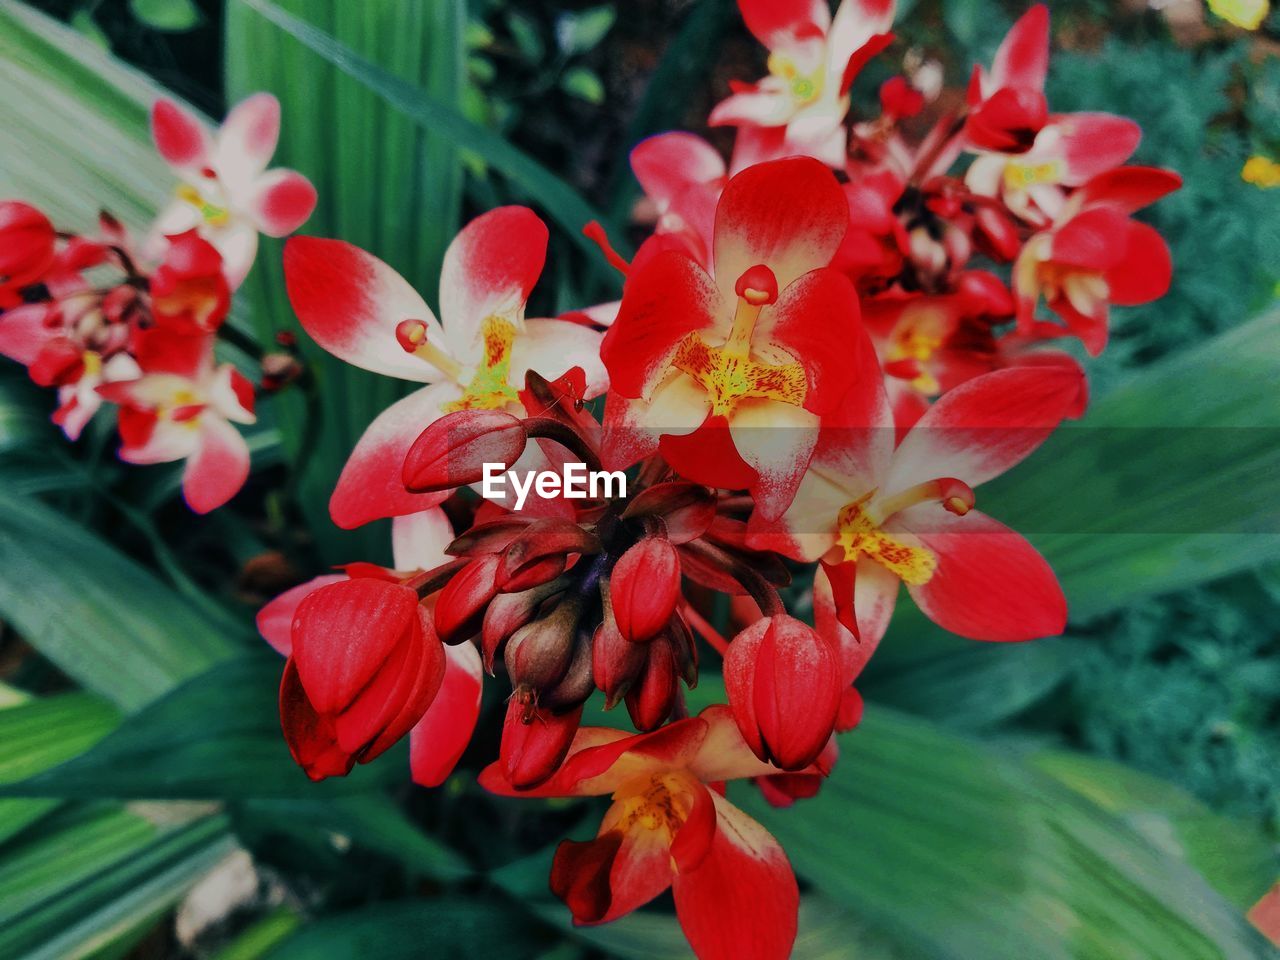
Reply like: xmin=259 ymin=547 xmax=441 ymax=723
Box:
xmin=990 ymin=4 xmax=1048 ymax=92
xmin=1076 ymin=165 xmax=1182 ymax=213
xmin=249 ymin=169 xmax=317 ymax=237
xmin=151 ymin=98 xmax=211 ymax=169
xmin=550 ymin=832 xmax=624 ymax=923
xmin=328 ymin=383 xmax=455 ymax=529
xmin=182 ymin=416 xmax=250 ymax=514
xmin=601 ymin=250 xmax=720 ymax=399
xmin=672 ymin=793 xmax=799 ymax=960
xmin=256 ymin=574 xmax=347 ymax=656
xmin=763 ymin=267 xmax=864 ymax=415
xmin=279 ymin=658 xmax=354 ymax=781
xmin=903 ymin=508 xmax=1067 ymax=641
xmin=1106 ymin=221 xmax=1172 ymax=306
xmin=713 ymin=157 xmax=848 ymax=302
xmin=886 ymin=365 xmax=1084 ymax=493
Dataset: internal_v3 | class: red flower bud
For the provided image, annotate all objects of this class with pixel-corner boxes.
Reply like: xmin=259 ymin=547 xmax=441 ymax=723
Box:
xmin=724 ymin=615 xmax=843 ymax=771
xmin=973 ymin=206 xmax=1021 ymax=263
xmin=611 ymin=537 xmax=680 ymax=642
xmin=434 ymin=554 xmax=501 ymax=644
xmin=0 ymin=201 xmax=56 ymax=289
xmin=505 ymin=597 xmax=582 ymax=692
xmin=591 ymin=615 xmax=645 ymax=708
xmin=402 ymin=409 xmax=526 ymax=493
xmin=446 ymin=516 xmax=534 ymax=557
xmin=624 ymin=633 xmax=679 ymax=732
xmin=879 ymin=76 xmax=924 ymax=118
xmin=498 ymin=519 xmax=599 ymax=593
xmin=281 ymin=578 xmax=446 ymax=780
xmin=620 ymin=481 xmax=716 ymax=545
xmin=481 ymin=579 xmax=563 ymax=673
xmin=499 ymin=697 xmax=583 ymax=789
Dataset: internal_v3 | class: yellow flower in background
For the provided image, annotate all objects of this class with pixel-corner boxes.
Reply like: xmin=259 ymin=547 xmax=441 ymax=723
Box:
xmin=1242 ymin=155 xmax=1280 ymax=188
xmin=1208 ymin=0 xmax=1271 ymax=29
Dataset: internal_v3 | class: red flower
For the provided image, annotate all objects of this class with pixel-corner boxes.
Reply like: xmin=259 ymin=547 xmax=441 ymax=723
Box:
xmin=750 ymin=364 xmax=1083 ymax=686
xmin=602 ymin=156 xmax=867 ymax=518
xmin=280 ymin=574 xmax=447 ymax=781
xmin=964 ymin=5 xmax=1050 ymax=152
xmin=1013 ymin=166 xmax=1181 ymax=355
xmin=480 ymin=706 xmax=805 ymax=960
xmin=150 ymin=231 xmax=232 ymax=336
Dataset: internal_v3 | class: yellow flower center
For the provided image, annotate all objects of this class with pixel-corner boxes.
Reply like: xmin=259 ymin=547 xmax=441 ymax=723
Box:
xmin=442 ymin=315 xmax=520 ymax=412
xmin=176 ymin=184 xmax=230 ymax=227
xmin=767 ymin=52 xmax=824 ymax=106
xmin=81 ymin=351 xmax=103 ymax=378
xmin=887 ymin=309 xmax=947 ymax=395
xmin=1004 ymin=159 xmax=1064 ymax=192
xmin=836 ymin=493 xmax=937 ymax=585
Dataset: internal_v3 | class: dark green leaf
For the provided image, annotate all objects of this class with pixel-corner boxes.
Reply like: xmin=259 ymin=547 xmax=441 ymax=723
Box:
xmin=555 ymin=6 xmax=616 ymax=56
xmin=560 ymin=66 xmax=604 ymax=104
xmin=0 ymin=494 xmax=240 ymax=712
xmin=5 ymin=653 xmax=401 ymax=798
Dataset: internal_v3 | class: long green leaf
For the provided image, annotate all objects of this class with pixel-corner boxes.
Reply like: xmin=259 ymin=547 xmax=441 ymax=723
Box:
xmin=224 ymin=0 xmax=469 ymax=562
xmin=6 ymin=653 xmax=401 ymax=798
xmin=0 ymin=805 xmax=234 ymax=960
xmin=738 ymin=707 xmax=1273 ymax=960
xmin=0 ymin=693 xmax=119 ymax=845
xmin=0 ymin=494 xmax=240 ymax=712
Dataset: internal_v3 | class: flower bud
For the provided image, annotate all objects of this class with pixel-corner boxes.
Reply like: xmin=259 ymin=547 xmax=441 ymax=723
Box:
xmin=498 ymin=519 xmax=599 ymax=593
xmin=403 ymin=409 xmax=526 ymax=493
xmin=620 ymin=481 xmax=716 ymax=545
xmin=281 ymin=577 xmax=446 ymax=780
xmin=724 ymin=614 xmax=843 ymax=771
xmin=591 ymin=616 xmax=645 ymax=708
xmin=499 ymin=696 xmax=583 ymax=789
xmin=0 ymin=201 xmax=56 ymax=289
xmin=974 ymin=206 xmax=1021 ymax=263
xmin=505 ymin=597 xmax=581 ymax=692
xmin=624 ymin=633 xmax=679 ymax=732
xmin=540 ymin=631 xmax=596 ymax=712
xmin=611 ymin=536 xmax=680 ymax=642
xmin=481 ymin=579 xmax=563 ymax=673
xmin=434 ymin=554 xmax=501 ymax=644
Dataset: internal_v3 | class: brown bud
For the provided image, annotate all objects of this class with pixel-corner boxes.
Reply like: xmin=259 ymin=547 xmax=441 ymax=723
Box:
xmin=505 ymin=596 xmax=582 ymax=692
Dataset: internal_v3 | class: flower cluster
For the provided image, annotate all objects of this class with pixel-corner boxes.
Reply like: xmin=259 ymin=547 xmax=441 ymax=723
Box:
xmin=0 ymin=95 xmax=315 ymax=512
xmin=252 ymin=2 xmax=1180 ymax=956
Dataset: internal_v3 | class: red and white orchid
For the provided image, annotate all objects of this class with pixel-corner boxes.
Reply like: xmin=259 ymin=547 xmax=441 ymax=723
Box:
xmin=101 ymin=331 xmax=256 ymax=514
xmin=150 ymin=94 xmax=317 ymax=287
xmin=284 ymin=206 xmax=607 ymax=529
xmin=711 ymin=0 xmax=897 ymax=170
xmin=480 ymin=705 xmax=802 ymax=960
xmin=1013 ymin=166 xmax=1181 ymax=355
xmin=630 ymin=132 xmax=726 ymax=269
xmin=602 ymin=156 xmax=865 ymax=518
xmin=750 ymin=364 xmax=1082 ymax=678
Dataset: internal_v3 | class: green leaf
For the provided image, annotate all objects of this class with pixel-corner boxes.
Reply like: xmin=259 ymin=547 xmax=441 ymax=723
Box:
xmin=506 ymin=10 xmax=544 ymax=62
xmin=229 ymin=0 xmax=627 ymax=265
xmin=129 ymin=0 xmax=201 ymax=32
xmin=0 ymin=0 xmax=169 ymax=234
xmin=738 ymin=706 xmax=1274 ymax=960
xmin=555 ymin=6 xmax=617 ymax=56
xmin=264 ymin=898 xmax=553 ymax=959
xmin=0 ymin=693 xmax=120 ymax=844
xmin=0 ymin=494 xmax=240 ymax=712
xmin=240 ymin=793 xmax=473 ymax=882
xmin=69 ymin=9 xmax=109 ymax=49
xmin=5 ymin=653 xmax=402 ymax=799
xmin=0 ymin=805 xmax=234 ymax=960
xmin=560 ymin=66 xmax=604 ymax=104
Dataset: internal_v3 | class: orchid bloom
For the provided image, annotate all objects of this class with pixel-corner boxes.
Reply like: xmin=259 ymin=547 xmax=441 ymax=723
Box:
xmin=100 ymin=331 xmax=256 ymax=514
xmin=630 ymin=132 xmax=726 ymax=269
xmin=480 ymin=705 xmax=802 ymax=960
xmin=710 ymin=0 xmax=896 ymax=170
xmin=964 ymin=8 xmax=1142 ymax=225
xmin=257 ymin=508 xmax=484 ymax=787
xmin=750 ymin=363 xmax=1082 ymax=683
xmin=284 ymin=206 xmax=607 ymax=529
xmin=150 ymin=94 xmax=317 ymax=287
xmin=1013 ymin=166 xmax=1181 ymax=355
xmin=602 ymin=157 xmax=865 ymax=519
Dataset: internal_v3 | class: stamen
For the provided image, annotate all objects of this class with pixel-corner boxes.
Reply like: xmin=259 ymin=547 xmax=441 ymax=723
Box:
xmin=872 ymin=477 xmax=975 ymax=525
xmin=395 ymin=318 xmax=463 ymax=380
